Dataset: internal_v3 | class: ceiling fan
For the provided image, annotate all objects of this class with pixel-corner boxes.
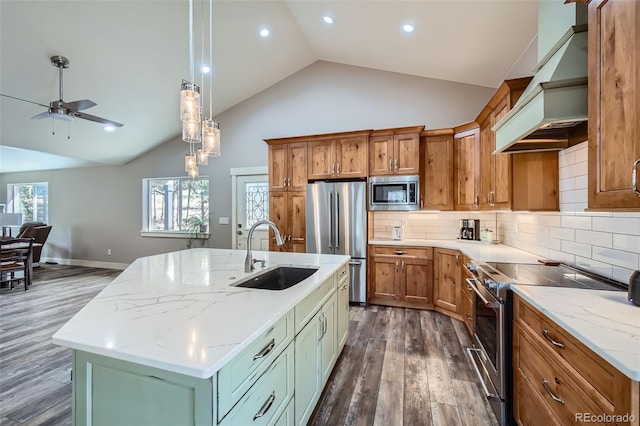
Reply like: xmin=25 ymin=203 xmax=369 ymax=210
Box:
xmin=0 ymin=55 xmax=124 ymax=128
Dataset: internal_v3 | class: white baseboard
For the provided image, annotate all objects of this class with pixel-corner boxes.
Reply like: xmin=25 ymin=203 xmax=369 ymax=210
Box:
xmin=41 ymin=257 xmax=129 ymax=270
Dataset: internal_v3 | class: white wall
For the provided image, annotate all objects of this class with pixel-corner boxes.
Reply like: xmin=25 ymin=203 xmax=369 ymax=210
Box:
xmin=0 ymin=61 xmax=495 ymax=266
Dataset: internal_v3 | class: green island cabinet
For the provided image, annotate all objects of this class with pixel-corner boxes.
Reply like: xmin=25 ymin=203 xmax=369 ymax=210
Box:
xmin=71 ymin=263 xmax=349 ymax=426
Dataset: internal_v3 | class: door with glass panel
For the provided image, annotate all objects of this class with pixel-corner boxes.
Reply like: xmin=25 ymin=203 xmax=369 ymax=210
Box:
xmin=234 ymin=175 xmax=269 ymax=250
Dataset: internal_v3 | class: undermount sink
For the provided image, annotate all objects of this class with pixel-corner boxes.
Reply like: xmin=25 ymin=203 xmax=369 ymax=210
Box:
xmin=235 ymin=266 xmax=319 ymax=290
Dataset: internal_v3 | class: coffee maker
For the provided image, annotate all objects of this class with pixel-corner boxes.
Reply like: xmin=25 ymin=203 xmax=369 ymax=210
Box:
xmin=459 ymin=219 xmax=480 ymax=241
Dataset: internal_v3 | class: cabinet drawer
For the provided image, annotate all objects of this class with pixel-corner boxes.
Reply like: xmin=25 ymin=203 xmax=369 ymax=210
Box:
xmin=219 ymin=343 xmax=294 ymax=426
xmin=514 ymin=323 xmax=606 ymax=424
xmin=514 ymin=370 xmax=561 ymax=426
xmin=338 ymin=263 xmax=348 ymax=285
xmin=295 ymin=275 xmax=336 ymax=334
xmin=514 ymin=296 xmax=619 ymax=410
xmin=218 ymin=310 xmax=294 ymax=419
xmin=373 ymin=246 xmax=433 ymax=259
xmin=273 ymin=395 xmax=294 ymax=426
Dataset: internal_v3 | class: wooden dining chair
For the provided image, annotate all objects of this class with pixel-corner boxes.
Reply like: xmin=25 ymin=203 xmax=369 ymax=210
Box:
xmin=0 ymin=238 xmax=33 ymax=291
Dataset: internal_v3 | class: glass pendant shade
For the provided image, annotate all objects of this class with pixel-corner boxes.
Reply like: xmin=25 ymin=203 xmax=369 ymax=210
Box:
xmin=202 ymin=120 xmax=220 ymax=156
xmin=182 ymin=118 xmax=201 ymax=143
xmin=185 ymin=152 xmax=197 ymax=172
xmin=188 ymin=165 xmax=199 ymax=179
xmin=180 ymin=81 xmax=201 ymax=122
xmin=196 ymin=148 xmax=209 ymax=165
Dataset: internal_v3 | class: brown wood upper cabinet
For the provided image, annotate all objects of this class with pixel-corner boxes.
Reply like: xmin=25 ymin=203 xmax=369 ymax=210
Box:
xmin=421 ymin=129 xmax=454 ymax=210
xmin=307 ymin=133 xmax=369 ymax=180
xmin=266 ymin=141 xmax=307 ymax=192
xmin=453 ymin=124 xmax=481 ymax=210
xmin=588 ymin=0 xmax=640 ymax=210
xmin=369 ymin=126 xmax=424 ymax=176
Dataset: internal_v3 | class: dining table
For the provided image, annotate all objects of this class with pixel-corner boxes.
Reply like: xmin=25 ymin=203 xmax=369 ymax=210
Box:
xmin=0 ymin=240 xmax=43 ymax=289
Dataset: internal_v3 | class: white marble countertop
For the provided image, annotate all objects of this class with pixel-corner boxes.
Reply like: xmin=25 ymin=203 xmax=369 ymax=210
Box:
xmin=511 ymin=285 xmax=640 ymax=381
xmin=52 ymin=249 xmax=349 ymax=379
xmin=369 ymin=239 xmax=542 ymax=263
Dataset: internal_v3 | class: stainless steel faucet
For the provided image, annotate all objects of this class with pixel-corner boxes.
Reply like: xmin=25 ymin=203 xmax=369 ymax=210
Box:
xmin=245 ymin=220 xmax=285 ymax=272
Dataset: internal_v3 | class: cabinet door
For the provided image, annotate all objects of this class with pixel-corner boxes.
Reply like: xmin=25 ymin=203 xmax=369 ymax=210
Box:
xmin=320 ymin=294 xmax=337 ymax=384
xmin=336 ymin=279 xmax=349 ymax=350
xmin=289 ymin=142 xmax=308 ymax=191
xmin=288 ymin=191 xmax=306 ymax=253
xmin=394 ymin=133 xmax=420 ymax=175
xmin=369 ymin=255 xmax=400 ymax=304
xmin=308 ymin=140 xmax=335 ymax=180
xmin=269 ymin=145 xmax=288 ymax=191
xmin=454 ymin=128 xmax=480 ymax=210
xmin=269 ymin=192 xmax=289 ymax=252
xmin=492 ymin=99 xmax=512 ymax=209
xmin=434 ymin=249 xmax=461 ymax=313
xmin=402 ymin=257 xmax=433 ymax=308
xmin=294 ymin=311 xmax=322 ymax=426
xmin=422 ymin=134 xmax=454 ymax=210
xmin=512 ymin=153 xmax=559 ymax=211
xmin=588 ymin=0 xmax=640 ymax=209
xmin=479 ymin=118 xmax=493 ymax=209
xmin=336 ymin=136 xmax=368 ymax=178
xmin=369 ymin=134 xmax=394 ymax=176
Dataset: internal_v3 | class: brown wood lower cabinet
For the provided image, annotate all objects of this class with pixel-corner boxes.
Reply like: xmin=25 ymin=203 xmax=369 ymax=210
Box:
xmin=513 ymin=294 xmax=639 ymax=426
xmin=460 ymin=254 xmax=474 ymax=336
xmin=368 ymin=246 xmax=433 ymax=309
xmin=433 ymin=248 xmax=462 ymax=318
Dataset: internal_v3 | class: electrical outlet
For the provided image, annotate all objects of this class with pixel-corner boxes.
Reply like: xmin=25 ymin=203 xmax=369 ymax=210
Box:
xmin=107 ymin=249 xmax=112 ymax=256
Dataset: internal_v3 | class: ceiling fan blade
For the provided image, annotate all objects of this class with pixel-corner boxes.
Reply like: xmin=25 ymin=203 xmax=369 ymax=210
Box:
xmin=1 ymin=93 xmax=49 ymax=108
xmin=61 ymin=99 xmax=96 ymax=112
xmin=31 ymin=111 xmax=51 ymax=120
xmin=73 ymin=111 xmax=124 ymax=127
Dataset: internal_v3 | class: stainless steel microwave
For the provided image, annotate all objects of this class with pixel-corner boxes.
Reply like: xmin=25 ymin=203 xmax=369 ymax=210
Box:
xmin=368 ymin=175 xmax=420 ymax=211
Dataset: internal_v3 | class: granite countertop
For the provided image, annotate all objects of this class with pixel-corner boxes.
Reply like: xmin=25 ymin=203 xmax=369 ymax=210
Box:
xmin=369 ymin=239 xmax=542 ymax=263
xmin=52 ymin=249 xmax=349 ymax=379
xmin=511 ymin=285 xmax=640 ymax=381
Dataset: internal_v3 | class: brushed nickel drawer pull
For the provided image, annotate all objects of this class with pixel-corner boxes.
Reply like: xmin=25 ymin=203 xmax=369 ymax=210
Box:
xmin=253 ymin=391 xmax=276 ymax=421
xmin=633 ymin=159 xmax=640 ymax=195
xmin=394 ymin=250 xmax=407 ymax=255
xmin=253 ymin=339 xmax=275 ymax=361
xmin=541 ymin=379 xmax=565 ymax=405
xmin=542 ymin=329 xmax=565 ymax=348
xmin=395 ymin=158 xmax=399 ymax=171
xmin=388 ymin=158 xmax=393 ymax=171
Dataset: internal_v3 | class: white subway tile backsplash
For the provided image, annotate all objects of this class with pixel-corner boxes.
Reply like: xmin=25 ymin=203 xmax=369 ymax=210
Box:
xmin=547 ymin=249 xmax=575 ymax=264
xmin=574 ymin=256 xmax=613 ymax=278
xmin=561 ymin=240 xmax=592 ymax=258
xmin=538 ymin=214 xmax=562 ymax=227
xmin=612 ymin=266 xmax=635 ymax=284
xmin=549 ymin=226 xmax=575 ymax=241
xmin=613 ymin=234 xmax=640 ymax=253
xmin=575 ymin=230 xmax=613 ymax=248
xmin=592 ymin=247 xmax=639 ymax=270
xmin=559 ymin=177 xmax=575 ymax=192
xmin=592 ymin=217 xmax=640 ymax=235
xmin=574 ymin=174 xmax=588 ymax=190
xmin=561 ymin=215 xmax=592 ymax=230
xmin=561 ymin=189 xmax=588 ymax=204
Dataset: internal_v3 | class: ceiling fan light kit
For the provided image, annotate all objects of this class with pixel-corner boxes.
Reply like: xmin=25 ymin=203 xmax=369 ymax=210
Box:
xmin=180 ymin=0 xmax=220 ymax=179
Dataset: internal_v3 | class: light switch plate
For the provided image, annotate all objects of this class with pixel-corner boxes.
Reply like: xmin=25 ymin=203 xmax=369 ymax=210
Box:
xmin=218 ymin=217 xmax=229 ymax=225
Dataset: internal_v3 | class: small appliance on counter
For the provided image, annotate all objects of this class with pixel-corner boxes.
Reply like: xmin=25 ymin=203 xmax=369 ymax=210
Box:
xmin=480 ymin=228 xmax=495 ymax=244
xmin=459 ymin=219 xmax=480 ymax=241
xmin=629 ymin=270 xmax=640 ymax=306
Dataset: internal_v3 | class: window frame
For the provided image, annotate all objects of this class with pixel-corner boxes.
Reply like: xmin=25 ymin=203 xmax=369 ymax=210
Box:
xmin=141 ymin=176 xmax=210 ymax=238
xmin=6 ymin=182 xmax=49 ymax=225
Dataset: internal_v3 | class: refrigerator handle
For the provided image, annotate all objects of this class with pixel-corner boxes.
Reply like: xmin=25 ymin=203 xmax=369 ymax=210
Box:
xmin=335 ymin=195 xmax=340 ymax=250
xmin=329 ymin=191 xmax=334 ymax=250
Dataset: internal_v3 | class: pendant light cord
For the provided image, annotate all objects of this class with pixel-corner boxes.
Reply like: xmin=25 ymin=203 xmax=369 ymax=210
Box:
xmin=209 ymin=0 xmax=213 ymax=120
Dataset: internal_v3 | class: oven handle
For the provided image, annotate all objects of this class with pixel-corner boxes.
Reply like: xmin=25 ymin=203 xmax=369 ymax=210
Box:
xmin=466 ymin=278 xmax=500 ymax=309
xmin=466 ymin=347 xmax=500 ymax=401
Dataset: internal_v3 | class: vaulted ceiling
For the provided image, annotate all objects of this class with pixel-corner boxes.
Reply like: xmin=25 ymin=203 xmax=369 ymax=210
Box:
xmin=0 ymin=0 xmax=538 ymax=173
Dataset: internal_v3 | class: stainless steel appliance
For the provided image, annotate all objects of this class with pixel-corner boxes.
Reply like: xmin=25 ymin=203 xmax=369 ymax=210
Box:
xmin=459 ymin=219 xmax=480 ymax=241
xmin=368 ymin=175 xmax=419 ymax=211
xmin=306 ymin=181 xmax=367 ymax=303
xmin=464 ymin=261 xmax=627 ymax=425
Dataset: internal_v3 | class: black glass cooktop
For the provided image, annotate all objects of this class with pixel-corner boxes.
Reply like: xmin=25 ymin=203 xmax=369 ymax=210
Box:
xmin=485 ymin=263 xmax=627 ymax=291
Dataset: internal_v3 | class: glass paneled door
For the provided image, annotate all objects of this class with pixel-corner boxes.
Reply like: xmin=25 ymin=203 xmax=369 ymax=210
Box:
xmin=234 ymin=175 xmax=269 ymax=250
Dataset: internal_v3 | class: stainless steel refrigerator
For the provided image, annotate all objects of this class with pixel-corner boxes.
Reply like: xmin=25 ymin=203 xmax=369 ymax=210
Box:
xmin=306 ymin=181 xmax=367 ymax=303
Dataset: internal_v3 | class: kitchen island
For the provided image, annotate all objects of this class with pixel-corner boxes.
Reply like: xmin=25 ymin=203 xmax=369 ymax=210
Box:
xmin=53 ymin=248 xmax=350 ymax=425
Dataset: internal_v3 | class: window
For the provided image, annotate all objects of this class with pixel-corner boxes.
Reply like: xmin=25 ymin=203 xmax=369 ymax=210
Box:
xmin=6 ymin=182 xmax=49 ymax=224
xmin=245 ymin=182 xmax=269 ymax=228
xmin=142 ymin=177 xmax=209 ymax=235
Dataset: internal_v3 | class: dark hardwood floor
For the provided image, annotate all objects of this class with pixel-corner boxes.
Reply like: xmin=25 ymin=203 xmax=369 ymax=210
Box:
xmin=0 ymin=265 xmax=497 ymax=426
xmin=0 ymin=265 xmax=119 ymax=426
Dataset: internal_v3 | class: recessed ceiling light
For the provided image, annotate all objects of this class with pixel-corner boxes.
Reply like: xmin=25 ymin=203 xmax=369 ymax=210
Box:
xmin=259 ymin=28 xmax=270 ymax=38
xmin=201 ymin=65 xmax=211 ymax=74
xmin=323 ymin=16 xmax=334 ymax=25
xmin=402 ymin=23 xmax=415 ymax=33
xmin=104 ymin=125 xmax=115 ymax=132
